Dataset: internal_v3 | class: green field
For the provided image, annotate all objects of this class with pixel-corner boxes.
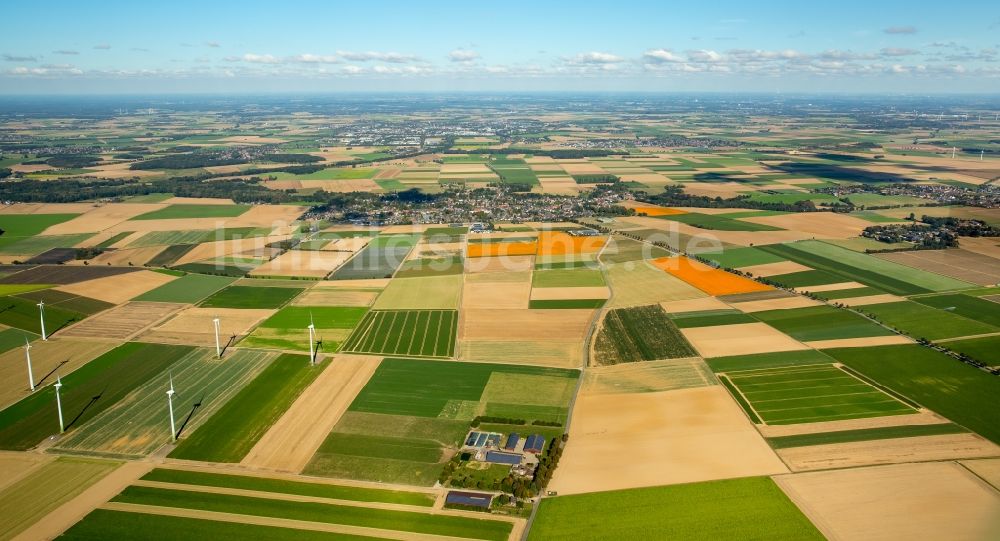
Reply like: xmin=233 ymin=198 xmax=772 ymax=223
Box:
xmin=130 ymin=204 xmax=250 ymax=220
xmin=17 ymin=289 xmax=114 ymax=315
xmin=0 ymin=233 xmax=94 ymax=256
xmin=705 ymin=349 xmax=835 ymax=373
xmin=140 ymin=468 xmax=435 ymax=507
xmin=329 ymin=237 xmax=418 ymax=280
xmin=760 ymin=241 xmax=974 ymax=295
xmin=912 ymin=293 xmax=1000 ymax=327
xmin=168 ymin=353 xmax=319 ymax=462
xmin=598 ymin=236 xmax=670 ymax=263
xmin=824 ymin=344 xmax=1000 ymax=444
xmin=752 ymin=305 xmax=895 ymax=342
xmin=53 ymin=349 xmax=276 ymax=457
xmin=766 ymin=423 xmax=968 ymax=449
xmin=199 ymin=285 xmax=304 ymax=309
xmin=766 ymin=269 xmax=844 ymax=288
xmin=0 ymin=457 xmax=119 ymax=540
xmin=723 ymin=364 xmax=914 ymax=424
xmin=660 ymin=212 xmax=785 ymax=232
xmin=531 ymin=268 xmax=605 ymax=287
xmin=594 ymin=304 xmax=696 ymax=364
xmin=371 ymin=275 xmax=463 ymax=309
xmin=529 ymin=299 xmax=606 ymax=309
xmin=145 ymin=244 xmax=197 ymax=267
xmin=0 ymin=342 xmax=190 ymax=450
xmin=60 ymin=510 xmax=381 ymax=541
xmin=528 ymin=476 xmax=824 ymax=541
xmin=0 ymin=214 xmax=79 ymax=251
xmin=861 ymin=301 xmax=996 ymax=340
xmin=943 ymin=335 xmax=1000 ymax=365
xmin=110 ymin=485 xmax=512 ymax=541
xmin=0 ymin=295 xmax=85 ymax=334
xmin=671 ymin=311 xmax=756 ymax=328
xmin=242 ymin=306 xmax=369 ymax=352
xmin=341 ymin=310 xmax=458 ymax=358
xmin=133 ymin=273 xmax=236 ymax=303
xmin=393 ymin=256 xmax=464 ymax=278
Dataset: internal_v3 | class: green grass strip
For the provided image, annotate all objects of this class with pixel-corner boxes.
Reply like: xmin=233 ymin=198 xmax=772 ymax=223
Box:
xmin=767 ymin=423 xmax=968 ymax=449
xmin=718 ymin=375 xmax=761 ymax=424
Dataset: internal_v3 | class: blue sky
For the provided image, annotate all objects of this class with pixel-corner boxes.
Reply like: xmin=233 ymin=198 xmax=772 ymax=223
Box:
xmin=1 ymin=0 xmax=998 ymax=93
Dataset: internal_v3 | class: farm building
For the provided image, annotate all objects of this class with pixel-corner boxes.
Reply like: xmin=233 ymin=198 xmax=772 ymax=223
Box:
xmin=465 ymin=430 xmax=502 ymax=449
xmin=504 ymin=433 xmax=520 ymax=451
xmin=568 ymin=229 xmax=600 ymax=237
xmin=524 ymin=434 xmax=545 ymax=454
xmin=445 ymin=491 xmax=494 ymax=509
xmin=485 ymin=451 xmax=523 ymax=466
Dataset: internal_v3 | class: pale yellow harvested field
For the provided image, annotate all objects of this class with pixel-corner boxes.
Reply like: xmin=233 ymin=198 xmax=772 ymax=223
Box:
xmin=0 ymin=203 xmax=96 ymax=215
xmin=173 ymin=234 xmax=292 ymax=266
xmin=88 ymin=162 xmax=160 ymax=179
xmin=373 ymin=275 xmax=463 ymax=310
xmin=42 ymin=204 xmax=166 ymax=234
xmin=326 ymin=237 xmax=371 ymax=252
xmin=462 ymin=308 xmax=594 ymax=341
xmin=622 ymin=216 xmax=815 ymax=247
xmin=777 ymin=433 xmax=1000 ymax=472
xmin=775 ymin=462 xmax=1000 ymax=541
xmin=315 ymin=278 xmax=390 ymax=289
xmin=250 ymin=250 xmax=352 ymax=278
xmin=758 ymin=410 xmax=950 ymax=438
xmin=140 ymin=307 xmax=274 ymax=346
xmin=682 ymin=181 xmax=753 ymax=198
xmin=793 ymin=281 xmax=867 ymax=293
xmin=953 ymin=236 xmax=1000 ymax=260
xmin=56 ymin=270 xmax=175 ymax=304
xmin=803 ymin=335 xmax=913 ymax=349
xmin=549 ymin=387 xmax=787 ymax=495
xmin=293 ymin=288 xmax=377 ymax=307
xmin=0 ymin=452 xmax=51 ymax=493
xmin=219 ymin=135 xmax=287 ymax=144
xmin=605 ymin=260 xmax=706 ymax=308
xmin=406 ymin=241 xmax=463 ymax=260
xmin=381 ymin=224 xmax=430 ymax=234
xmin=462 ymin=281 xmax=530 ymax=310
xmin=61 ymin=302 xmax=186 ymax=340
xmin=301 ymin=179 xmax=381 ymax=192
xmin=728 ymin=295 xmax=823 ymax=313
xmin=102 ymin=205 xmax=303 ymax=234
xmin=8 ymin=164 xmax=53 ymax=173
xmin=682 ymin=322 xmax=809 ymax=358
xmin=162 ymin=197 xmax=237 ymax=205
xmin=659 ymin=296 xmax=731 ymax=314
xmin=242 ymin=355 xmax=380 ymax=473
xmin=737 ymin=260 xmax=812 ymax=277
xmin=530 ymin=286 xmax=610 ymax=300
xmin=465 ymin=255 xmax=535 ymax=273
xmin=962 ymin=458 xmax=1000 ymax=491
xmin=836 ymin=293 xmax=907 ymax=307
xmin=559 ymin=162 xmax=606 ymax=175
xmin=742 ymin=212 xmax=874 ymax=238
xmin=439 ymin=163 xmax=492 ymax=174
xmin=0 ymin=339 xmax=114 ymax=409
xmin=460 ymin=340 xmax=584 ymax=368
xmin=581 ymin=358 xmax=715 ymax=395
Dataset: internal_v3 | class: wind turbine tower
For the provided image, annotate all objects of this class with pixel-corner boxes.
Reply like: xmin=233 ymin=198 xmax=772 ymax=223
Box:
xmin=213 ymin=317 xmax=222 ymax=358
xmin=308 ymin=313 xmax=316 ymax=365
xmin=37 ymin=300 xmax=47 ymax=340
xmin=24 ymin=338 xmax=35 ymax=392
xmin=166 ymin=373 xmax=177 ymax=441
xmin=54 ymin=375 xmax=65 ymax=433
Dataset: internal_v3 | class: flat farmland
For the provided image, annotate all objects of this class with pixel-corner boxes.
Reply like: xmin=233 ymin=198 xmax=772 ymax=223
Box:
xmin=198 ymin=285 xmax=304 ymax=309
xmin=877 ymin=248 xmax=1000 ymax=286
xmin=60 ymin=301 xmax=186 ymax=340
xmin=56 ymin=269 xmax=176 ymax=305
xmin=242 ymin=306 xmax=368 ymax=352
xmin=249 ymin=250 xmax=352 ymax=279
xmin=460 ymin=308 xmax=594 ymax=367
xmin=681 ymin=322 xmax=809 ymax=358
xmin=824 ymin=344 xmax=1000 ymax=444
xmin=861 ymin=300 xmax=996 ymax=340
xmin=53 ymin=349 xmax=276 ymax=458
xmin=722 ymin=364 xmax=914 ymax=425
xmin=531 ymin=476 xmax=820 ymax=541
xmin=371 ymin=275 xmax=462 ymax=310
xmin=531 ymin=268 xmax=605 ymax=287
xmin=291 ymin=286 xmax=378 ymax=307
xmin=142 ymin=307 xmax=274 ymax=347
xmin=341 ymin=309 xmax=457 ymax=358
xmin=912 ymin=293 xmax=1000 ymax=327
xmin=605 ymin=261 xmax=706 ymax=308
xmin=0 ymin=456 xmax=119 ymax=541
xmin=329 ymin=234 xmax=419 ymax=280
xmin=594 ymin=304 xmax=696 ymax=364
xmin=135 ymin=274 xmax=236 ymax=304
xmin=0 ymin=265 xmax=141 ymax=285
xmin=0 ymin=342 xmax=191 ymax=450
xmin=306 ymin=358 xmax=577 ymax=485
xmin=130 ymin=204 xmax=250 ymax=220
xmin=0 ymin=214 xmax=80 ymax=251
xmin=752 ymin=305 xmax=896 ymax=342
xmin=0 ymin=294 xmax=85 ymax=335
xmin=650 ymin=256 xmax=774 ymax=296
xmin=169 ymin=353 xmax=319 ymax=463
xmin=0 ymin=338 xmax=114 ymax=410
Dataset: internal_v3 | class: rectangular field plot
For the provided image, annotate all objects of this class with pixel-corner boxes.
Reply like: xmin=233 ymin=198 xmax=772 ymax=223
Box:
xmin=240 ymin=306 xmax=368 ymax=353
xmin=341 ymin=309 xmax=457 ymax=358
xmin=723 ymin=364 xmax=914 ymax=425
xmin=594 ymin=304 xmax=696 ymax=365
xmin=52 ymin=349 xmax=276 ymax=458
xmin=59 ymin=301 xmax=185 ymax=340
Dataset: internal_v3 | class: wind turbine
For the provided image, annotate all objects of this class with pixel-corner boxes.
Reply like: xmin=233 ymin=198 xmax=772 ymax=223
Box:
xmin=54 ymin=374 xmax=65 ymax=433
xmin=307 ymin=312 xmax=316 ymax=365
xmin=213 ymin=317 xmax=222 ymax=358
xmin=37 ymin=300 xmax=47 ymax=341
xmin=952 ymin=147 xmax=957 ymax=159
xmin=166 ymin=372 xmax=177 ymax=442
xmin=981 ymin=150 xmax=986 ymax=162
xmin=24 ymin=338 xmax=35 ymax=392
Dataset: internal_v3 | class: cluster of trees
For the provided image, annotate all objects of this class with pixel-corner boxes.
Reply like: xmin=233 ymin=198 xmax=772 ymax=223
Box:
xmin=572 ymin=174 xmax=620 ymax=184
xmin=531 ymin=435 xmax=567 ymax=493
xmin=131 ymin=153 xmax=248 ymax=170
xmin=261 ymin=153 xmax=323 ymax=164
xmin=44 ymin=155 xmax=101 ymax=168
xmin=644 ymin=186 xmax=821 ymax=213
xmin=443 ymin=148 xmax=619 ymax=159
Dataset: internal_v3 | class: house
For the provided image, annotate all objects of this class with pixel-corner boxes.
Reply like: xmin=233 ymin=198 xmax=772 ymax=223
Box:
xmin=504 ymin=433 xmax=520 ymax=451
xmin=523 ymin=434 xmax=545 ymax=454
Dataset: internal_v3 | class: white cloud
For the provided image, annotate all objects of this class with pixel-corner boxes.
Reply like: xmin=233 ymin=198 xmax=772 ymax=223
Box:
xmin=565 ymin=51 xmax=624 ymax=64
xmin=294 ymin=54 xmax=340 ymax=64
xmin=643 ymin=49 xmax=683 ymax=63
xmin=337 ymin=50 xmax=419 ymax=63
xmin=242 ymin=53 xmax=280 ymax=64
xmin=881 ymin=47 xmax=919 ymax=57
xmin=687 ymin=49 xmax=723 ymax=62
xmin=449 ymin=49 xmax=479 ymax=62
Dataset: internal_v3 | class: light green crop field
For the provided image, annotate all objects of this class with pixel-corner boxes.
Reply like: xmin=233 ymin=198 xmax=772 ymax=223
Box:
xmin=371 ymin=275 xmax=463 ymax=309
xmin=752 ymin=305 xmax=895 ymax=342
xmin=133 ymin=273 xmax=237 ymax=303
xmin=341 ymin=309 xmax=457 ymax=357
xmin=0 ymin=214 xmax=79 ymax=251
xmin=130 ymin=204 xmax=250 ymax=220
xmin=861 ymin=301 xmax=996 ymax=340
xmin=722 ymin=364 xmax=914 ymax=424
xmin=0 ymin=457 xmax=119 ymax=540
xmin=531 ymin=268 xmax=606 ymax=287
xmin=528 ymin=476 xmax=824 ymax=541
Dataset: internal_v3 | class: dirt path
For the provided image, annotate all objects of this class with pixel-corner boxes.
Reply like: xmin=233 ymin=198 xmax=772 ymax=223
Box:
xmin=100 ymin=502 xmax=496 ymax=541
xmin=12 ymin=461 xmax=152 ymax=541
xmin=240 ymin=355 xmax=381 ymax=473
